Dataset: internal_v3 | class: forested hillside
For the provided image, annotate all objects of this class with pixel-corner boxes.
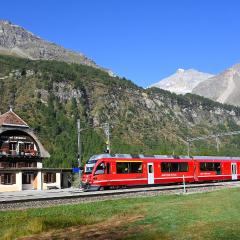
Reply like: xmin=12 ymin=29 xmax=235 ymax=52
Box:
xmin=1 ymin=55 xmax=240 ymax=167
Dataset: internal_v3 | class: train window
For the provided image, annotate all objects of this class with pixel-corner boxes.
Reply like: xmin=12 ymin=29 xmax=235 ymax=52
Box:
xmin=148 ymin=164 xmax=153 ymax=173
xmin=130 ymin=162 xmax=142 ymax=173
xmin=117 ymin=162 xmax=129 ymax=173
xmin=179 ymin=163 xmax=188 ymax=172
xmin=161 ymin=162 xmax=189 ymax=172
xmin=161 ymin=163 xmax=170 ymax=172
xmin=116 ymin=162 xmax=143 ymax=174
xmin=200 ymin=162 xmax=221 ymax=174
xmin=106 ymin=163 xmax=110 ymax=174
xmin=94 ymin=163 xmax=105 ymax=175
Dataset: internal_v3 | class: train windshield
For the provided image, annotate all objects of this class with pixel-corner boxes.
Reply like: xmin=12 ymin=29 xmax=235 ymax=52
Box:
xmin=85 ymin=166 xmax=94 ymax=174
xmin=84 ymin=158 xmax=98 ymax=174
xmin=87 ymin=159 xmax=98 ymax=164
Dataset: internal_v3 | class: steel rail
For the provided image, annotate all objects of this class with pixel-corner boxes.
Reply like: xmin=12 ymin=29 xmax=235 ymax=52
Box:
xmin=0 ymin=181 xmax=238 ymax=206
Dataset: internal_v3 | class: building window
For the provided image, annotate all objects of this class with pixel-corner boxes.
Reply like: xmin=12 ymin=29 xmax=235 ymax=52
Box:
xmin=116 ymin=162 xmax=143 ymax=174
xmin=161 ymin=162 xmax=189 ymax=172
xmin=22 ymin=173 xmax=32 ymax=184
xmin=44 ymin=173 xmax=56 ymax=183
xmin=0 ymin=173 xmax=16 ymax=185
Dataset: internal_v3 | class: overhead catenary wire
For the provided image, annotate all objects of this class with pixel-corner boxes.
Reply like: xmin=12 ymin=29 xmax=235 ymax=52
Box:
xmin=186 ymin=130 xmax=240 ymax=155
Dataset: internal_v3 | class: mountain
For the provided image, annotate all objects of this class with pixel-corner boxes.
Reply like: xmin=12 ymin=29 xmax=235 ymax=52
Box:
xmin=193 ymin=64 xmax=240 ymax=106
xmin=1 ymin=55 xmax=240 ymax=168
xmin=0 ymin=20 xmax=113 ymax=75
xmin=150 ymin=68 xmax=214 ymax=94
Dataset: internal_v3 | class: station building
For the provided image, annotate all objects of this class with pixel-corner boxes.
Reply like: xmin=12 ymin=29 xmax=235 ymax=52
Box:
xmin=0 ymin=108 xmax=71 ymax=192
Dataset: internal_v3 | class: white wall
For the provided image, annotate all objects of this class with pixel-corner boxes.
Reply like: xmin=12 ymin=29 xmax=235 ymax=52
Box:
xmin=0 ymin=171 xmax=70 ymax=192
xmin=37 ymin=162 xmax=43 ymax=168
xmin=37 ymin=171 xmax=42 ymax=190
xmin=0 ymin=184 xmax=19 ymax=192
xmin=16 ymin=172 xmax=22 ymax=191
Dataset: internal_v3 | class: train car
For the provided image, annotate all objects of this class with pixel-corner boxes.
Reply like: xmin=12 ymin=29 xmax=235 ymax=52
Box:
xmin=82 ymin=154 xmax=240 ymax=190
xmin=82 ymin=154 xmax=194 ymax=190
xmin=194 ymin=156 xmax=240 ymax=182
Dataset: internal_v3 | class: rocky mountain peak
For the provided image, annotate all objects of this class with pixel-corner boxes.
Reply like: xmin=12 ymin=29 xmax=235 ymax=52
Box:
xmin=192 ymin=63 xmax=240 ymax=106
xmin=0 ymin=20 xmax=11 ymax=25
xmin=0 ymin=20 xmax=113 ymax=75
xmin=150 ymin=68 xmax=214 ymax=95
xmin=231 ymin=63 xmax=240 ymax=72
xmin=177 ymin=68 xmax=185 ymax=73
xmin=0 ymin=20 xmax=40 ymax=49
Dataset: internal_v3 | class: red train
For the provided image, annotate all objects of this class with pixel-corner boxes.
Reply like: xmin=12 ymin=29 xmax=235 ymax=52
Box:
xmin=82 ymin=154 xmax=239 ymax=190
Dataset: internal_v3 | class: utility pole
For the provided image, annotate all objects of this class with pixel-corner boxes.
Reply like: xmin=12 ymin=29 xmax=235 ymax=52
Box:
xmin=77 ymin=119 xmax=82 ymax=188
xmin=216 ymin=137 xmax=220 ymax=152
xmin=187 ymin=141 xmax=190 ymax=156
xmin=102 ymin=123 xmax=110 ymax=154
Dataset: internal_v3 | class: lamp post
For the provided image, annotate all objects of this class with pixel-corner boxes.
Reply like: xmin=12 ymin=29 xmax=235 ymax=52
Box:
xmin=77 ymin=119 xmax=82 ymax=189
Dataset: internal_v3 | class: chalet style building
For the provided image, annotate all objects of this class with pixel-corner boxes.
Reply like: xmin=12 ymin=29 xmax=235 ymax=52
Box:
xmin=0 ymin=108 xmax=71 ymax=192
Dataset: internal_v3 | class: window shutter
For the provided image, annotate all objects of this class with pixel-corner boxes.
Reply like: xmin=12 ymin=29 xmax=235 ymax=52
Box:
xmin=12 ymin=173 xmax=16 ymax=184
xmin=0 ymin=174 xmax=4 ymax=184
xmin=43 ymin=173 xmax=47 ymax=183
xmin=53 ymin=173 xmax=56 ymax=183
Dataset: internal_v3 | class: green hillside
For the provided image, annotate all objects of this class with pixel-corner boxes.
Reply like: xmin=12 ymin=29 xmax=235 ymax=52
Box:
xmin=1 ymin=55 xmax=240 ymax=167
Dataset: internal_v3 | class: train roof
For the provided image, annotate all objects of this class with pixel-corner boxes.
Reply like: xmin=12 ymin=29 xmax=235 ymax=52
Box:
xmin=193 ymin=156 xmax=240 ymax=160
xmin=90 ymin=154 xmax=240 ymax=161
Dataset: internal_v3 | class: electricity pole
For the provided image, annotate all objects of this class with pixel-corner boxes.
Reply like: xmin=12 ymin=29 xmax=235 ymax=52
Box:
xmin=77 ymin=119 xmax=82 ymax=188
xmin=102 ymin=123 xmax=110 ymax=154
xmin=216 ymin=137 xmax=220 ymax=152
xmin=75 ymin=120 xmax=110 ymax=189
xmin=187 ymin=141 xmax=190 ymax=156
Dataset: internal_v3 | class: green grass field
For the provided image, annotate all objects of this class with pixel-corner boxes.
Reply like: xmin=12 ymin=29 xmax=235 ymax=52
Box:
xmin=1 ymin=188 xmax=240 ymax=240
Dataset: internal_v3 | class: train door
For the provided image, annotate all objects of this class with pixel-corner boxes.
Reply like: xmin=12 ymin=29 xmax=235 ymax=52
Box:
xmin=231 ymin=163 xmax=237 ymax=180
xmin=147 ymin=163 xmax=154 ymax=184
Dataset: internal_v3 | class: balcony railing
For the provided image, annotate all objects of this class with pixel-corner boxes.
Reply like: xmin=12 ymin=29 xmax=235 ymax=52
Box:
xmin=0 ymin=162 xmax=38 ymax=168
xmin=0 ymin=149 xmax=39 ymax=157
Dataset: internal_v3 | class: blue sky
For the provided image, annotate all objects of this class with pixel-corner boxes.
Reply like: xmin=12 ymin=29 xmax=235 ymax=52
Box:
xmin=1 ymin=0 xmax=240 ymax=87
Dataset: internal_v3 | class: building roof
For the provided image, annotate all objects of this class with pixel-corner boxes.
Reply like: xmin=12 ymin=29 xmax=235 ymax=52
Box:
xmin=0 ymin=109 xmax=29 ymax=128
xmin=0 ymin=108 xmax=50 ymax=158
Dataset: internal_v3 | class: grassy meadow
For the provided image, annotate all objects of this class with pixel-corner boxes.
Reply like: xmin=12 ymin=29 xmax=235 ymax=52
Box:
xmin=1 ymin=188 xmax=240 ymax=239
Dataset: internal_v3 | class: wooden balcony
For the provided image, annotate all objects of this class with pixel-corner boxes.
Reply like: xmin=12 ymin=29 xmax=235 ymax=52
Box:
xmin=0 ymin=161 xmax=38 ymax=169
xmin=0 ymin=149 xmax=39 ymax=158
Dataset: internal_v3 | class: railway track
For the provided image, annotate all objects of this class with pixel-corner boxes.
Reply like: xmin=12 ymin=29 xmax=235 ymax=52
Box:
xmin=0 ymin=181 xmax=239 ymax=211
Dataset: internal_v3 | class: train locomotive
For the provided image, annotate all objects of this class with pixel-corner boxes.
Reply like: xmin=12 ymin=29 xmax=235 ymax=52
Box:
xmin=82 ymin=154 xmax=239 ymax=190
